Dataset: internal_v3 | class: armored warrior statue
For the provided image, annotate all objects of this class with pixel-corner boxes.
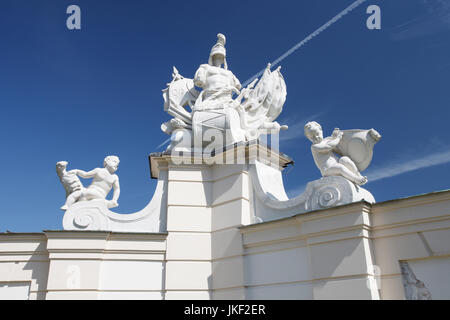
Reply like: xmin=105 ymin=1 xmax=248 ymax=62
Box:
xmin=161 ymin=33 xmax=288 ymax=152
xmin=193 ymin=33 xmax=240 ymax=112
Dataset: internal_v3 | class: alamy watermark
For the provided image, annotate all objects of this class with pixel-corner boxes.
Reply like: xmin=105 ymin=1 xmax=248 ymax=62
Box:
xmin=66 ymin=265 xmax=81 ymax=289
xmin=366 ymin=5 xmax=381 ymax=30
xmin=167 ymin=127 xmax=282 ymax=167
xmin=66 ymin=5 xmax=81 ymax=30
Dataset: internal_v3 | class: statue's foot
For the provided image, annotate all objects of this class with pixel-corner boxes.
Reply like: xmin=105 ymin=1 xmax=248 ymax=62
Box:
xmin=60 ymin=205 xmax=68 ymax=211
xmin=354 ymin=175 xmax=368 ymax=186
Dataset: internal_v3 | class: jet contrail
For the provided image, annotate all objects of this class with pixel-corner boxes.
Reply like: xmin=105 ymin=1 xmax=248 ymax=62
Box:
xmin=242 ymin=0 xmax=369 ymax=87
xmin=156 ymin=1 xmax=368 ymax=149
xmin=366 ymin=149 xmax=450 ymax=183
xmin=156 ymin=137 xmax=171 ymax=150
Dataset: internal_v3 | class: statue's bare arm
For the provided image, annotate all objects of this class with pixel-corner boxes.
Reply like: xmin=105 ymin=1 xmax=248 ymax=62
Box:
xmin=312 ymin=130 xmax=343 ymax=153
xmin=194 ymin=64 xmax=207 ymax=88
xmin=108 ymin=177 xmax=120 ymax=208
xmin=71 ymin=168 xmax=98 ymax=179
xmin=112 ymin=177 xmax=120 ymax=202
xmin=232 ymin=74 xmax=242 ymax=91
xmin=311 ymin=138 xmax=338 ymax=153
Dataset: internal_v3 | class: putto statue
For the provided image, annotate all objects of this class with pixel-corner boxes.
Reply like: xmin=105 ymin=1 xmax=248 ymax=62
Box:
xmin=56 ymin=156 xmax=121 ymax=210
xmin=161 ymin=33 xmax=288 ymax=151
xmin=304 ymin=121 xmax=381 ymax=185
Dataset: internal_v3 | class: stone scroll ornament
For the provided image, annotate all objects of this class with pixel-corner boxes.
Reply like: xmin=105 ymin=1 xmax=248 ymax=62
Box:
xmin=57 ymin=155 xmax=168 ymax=233
xmin=161 ymin=33 xmax=288 ymax=152
xmin=56 ymin=156 xmax=120 ymax=211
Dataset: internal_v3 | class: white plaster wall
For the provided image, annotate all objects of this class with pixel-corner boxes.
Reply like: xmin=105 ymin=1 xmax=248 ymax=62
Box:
xmin=245 ymin=247 xmax=311 ymax=286
xmin=247 ymin=282 xmax=313 ymax=300
xmin=0 ymin=234 xmax=49 ymax=300
xmin=165 ymin=165 xmax=214 ymax=300
xmin=240 ymin=190 xmax=450 ymax=300
xmin=0 ymin=231 xmax=167 ymax=300
xmin=372 ymin=192 xmax=450 ymax=299
xmin=244 ymin=246 xmax=313 ymax=299
xmin=0 ymin=282 xmax=31 ymax=300
xmin=210 ymin=166 xmax=250 ymax=299
xmin=99 ymin=260 xmax=165 ymax=296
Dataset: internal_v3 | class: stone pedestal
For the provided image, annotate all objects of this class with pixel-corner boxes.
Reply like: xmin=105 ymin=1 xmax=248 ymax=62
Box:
xmin=149 ymin=143 xmax=291 ymax=299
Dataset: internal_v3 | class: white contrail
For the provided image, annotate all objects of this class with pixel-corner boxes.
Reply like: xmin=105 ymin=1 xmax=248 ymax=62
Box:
xmin=278 ymin=111 xmax=326 ymax=142
xmin=366 ymin=149 xmax=450 ymax=183
xmin=155 ymin=137 xmax=171 ymax=150
xmin=242 ymin=0 xmax=368 ymax=87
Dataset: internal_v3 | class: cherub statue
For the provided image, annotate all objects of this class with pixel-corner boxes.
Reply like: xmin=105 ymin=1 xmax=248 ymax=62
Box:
xmin=56 ymin=155 xmax=121 ymax=210
xmin=304 ymin=122 xmax=381 ymax=186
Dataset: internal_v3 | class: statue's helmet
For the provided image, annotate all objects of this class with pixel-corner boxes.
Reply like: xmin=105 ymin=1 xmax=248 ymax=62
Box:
xmin=208 ymin=33 xmax=228 ymax=69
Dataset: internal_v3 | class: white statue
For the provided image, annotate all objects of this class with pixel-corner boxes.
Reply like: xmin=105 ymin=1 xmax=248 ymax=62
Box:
xmin=304 ymin=121 xmax=381 ymax=186
xmin=56 ymin=156 xmax=121 ymax=210
xmin=161 ymin=33 xmax=288 ymax=151
xmin=193 ymin=33 xmax=241 ymax=112
xmin=56 ymin=161 xmax=84 ymax=208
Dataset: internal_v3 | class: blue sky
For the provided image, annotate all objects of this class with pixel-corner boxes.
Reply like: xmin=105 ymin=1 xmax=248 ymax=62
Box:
xmin=1 ymin=0 xmax=449 ymax=231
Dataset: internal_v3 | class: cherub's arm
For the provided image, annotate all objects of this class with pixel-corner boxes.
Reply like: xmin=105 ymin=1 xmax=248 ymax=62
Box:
xmin=311 ymin=141 xmax=334 ymax=153
xmin=70 ymin=168 xmax=98 ymax=178
xmin=108 ymin=177 xmax=120 ymax=208
xmin=311 ymin=133 xmax=343 ymax=153
xmin=112 ymin=177 xmax=120 ymax=202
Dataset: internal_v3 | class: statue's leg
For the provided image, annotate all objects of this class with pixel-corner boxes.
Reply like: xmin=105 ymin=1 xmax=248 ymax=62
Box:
xmin=62 ymin=190 xmax=82 ymax=210
xmin=324 ymin=164 xmax=367 ymax=186
xmin=225 ymin=108 xmax=246 ymax=144
xmin=339 ymin=156 xmax=359 ymax=175
xmin=84 ymin=188 xmax=104 ymax=200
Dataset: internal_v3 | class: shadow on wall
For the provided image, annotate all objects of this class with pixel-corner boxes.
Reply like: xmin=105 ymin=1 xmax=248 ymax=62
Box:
xmin=23 ymin=241 xmax=49 ymax=300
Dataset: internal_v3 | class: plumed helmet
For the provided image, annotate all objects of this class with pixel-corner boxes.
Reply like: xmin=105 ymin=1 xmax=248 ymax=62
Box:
xmin=208 ymin=33 xmax=228 ymax=69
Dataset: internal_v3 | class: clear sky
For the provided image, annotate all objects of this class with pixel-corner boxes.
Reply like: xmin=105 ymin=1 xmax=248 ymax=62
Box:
xmin=1 ymin=0 xmax=449 ymax=231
